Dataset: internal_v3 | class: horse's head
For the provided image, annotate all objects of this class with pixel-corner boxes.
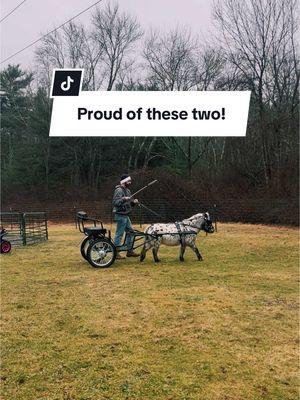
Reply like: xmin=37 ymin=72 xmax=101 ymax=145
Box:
xmin=185 ymin=212 xmax=215 ymax=233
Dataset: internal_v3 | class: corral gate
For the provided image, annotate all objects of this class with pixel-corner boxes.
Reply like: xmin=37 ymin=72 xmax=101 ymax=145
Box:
xmin=0 ymin=212 xmax=48 ymax=245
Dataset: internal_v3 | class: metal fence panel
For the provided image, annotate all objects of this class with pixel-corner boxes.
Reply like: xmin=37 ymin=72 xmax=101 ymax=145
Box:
xmin=24 ymin=212 xmax=48 ymax=245
xmin=0 ymin=212 xmax=24 ymax=245
xmin=0 ymin=212 xmax=48 ymax=246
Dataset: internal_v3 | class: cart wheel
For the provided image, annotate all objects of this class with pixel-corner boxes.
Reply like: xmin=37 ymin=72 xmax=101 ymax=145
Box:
xmin=87 ymin=238 xmax=116 ymax=268
xmin=1 ymin=240 xmax=11 ymax=254
xmin=80 ymin=237 xmax=93 ymax=260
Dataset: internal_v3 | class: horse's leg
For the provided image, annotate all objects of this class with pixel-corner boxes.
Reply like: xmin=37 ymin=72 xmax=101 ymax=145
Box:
xmin=179 ymin=244 xmax=186 ymax=262
xmin=140 ymin=245 xmax=147 ymax=262
xmin=152 ymin=238 xmax=161 ymax=263
xmin=194 ymin=246 xmax=203 ymax=261
xmin=188 ymin=238 xmax=203 ymax=261
xmin=140 ymin=236 xmax=152 ymax=262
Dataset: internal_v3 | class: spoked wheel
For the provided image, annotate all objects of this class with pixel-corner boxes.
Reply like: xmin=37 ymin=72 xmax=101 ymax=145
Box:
xmin=87 ymin=238 xmax=116 ymax=268
xmin=1 ymin=241 xmax=11 ymax=254
xmin=80 ymin=237 xmax=93 ymax=260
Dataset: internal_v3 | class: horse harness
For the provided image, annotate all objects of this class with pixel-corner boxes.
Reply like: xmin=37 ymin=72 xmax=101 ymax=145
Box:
xmin=126 ymin=221 xmax=202 ymax=251
xmin=147 ymin=221 xmax=199 ymax=241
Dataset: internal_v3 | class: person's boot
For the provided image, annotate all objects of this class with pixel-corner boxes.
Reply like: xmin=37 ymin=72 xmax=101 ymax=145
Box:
xmin=126 ymin=250 xmax=140 ymax=257
xmin=115 ymin=251 xmax=126 ymax=260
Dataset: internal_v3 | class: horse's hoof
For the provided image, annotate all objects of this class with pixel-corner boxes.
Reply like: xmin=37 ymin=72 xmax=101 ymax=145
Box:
xmin=154 ymin=259 xmax=160 ymax=263
xmin=180 ymin=258 xmax=184 ymax=262
xmin=140 ymin=256 xmax=145 ymax=262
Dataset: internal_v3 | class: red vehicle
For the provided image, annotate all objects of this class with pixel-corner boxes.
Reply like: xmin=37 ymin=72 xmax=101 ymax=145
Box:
xmin=0 ymin=228 xmax=11 ymax=253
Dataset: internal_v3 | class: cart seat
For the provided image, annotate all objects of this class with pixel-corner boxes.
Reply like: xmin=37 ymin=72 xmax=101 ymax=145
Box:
xmin=84 ymin=227 xmax=107 ymax=236
xmin=77 ymin=211 xmax=88 ymax=219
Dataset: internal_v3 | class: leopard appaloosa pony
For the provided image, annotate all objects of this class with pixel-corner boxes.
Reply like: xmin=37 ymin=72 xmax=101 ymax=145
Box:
xmin=140 ymin=212 xmax=214 ymax=263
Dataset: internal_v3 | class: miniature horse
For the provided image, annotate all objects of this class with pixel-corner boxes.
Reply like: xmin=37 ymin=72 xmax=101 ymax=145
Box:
xmin=140 ymin=212 xmax=214 ymax=263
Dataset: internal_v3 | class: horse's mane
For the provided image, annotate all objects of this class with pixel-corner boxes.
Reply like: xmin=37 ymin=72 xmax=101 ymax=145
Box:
xmin=188 ymin=213 xmax=204 ymax=220
xmin=182 ymin=213 xmax=205 ymax=224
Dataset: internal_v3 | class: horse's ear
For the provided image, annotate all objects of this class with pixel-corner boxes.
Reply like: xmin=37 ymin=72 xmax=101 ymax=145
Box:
xmin=205 ymin=212 xmax=209 ymax=218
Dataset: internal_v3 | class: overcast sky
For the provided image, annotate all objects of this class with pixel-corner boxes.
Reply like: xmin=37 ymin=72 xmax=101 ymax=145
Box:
xmin=1 ymin=0 xmax=214 ymax=70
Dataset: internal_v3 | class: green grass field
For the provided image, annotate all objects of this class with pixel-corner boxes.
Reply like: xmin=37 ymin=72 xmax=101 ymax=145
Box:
xmin=1 ymin=223 xmax=299 ymax=400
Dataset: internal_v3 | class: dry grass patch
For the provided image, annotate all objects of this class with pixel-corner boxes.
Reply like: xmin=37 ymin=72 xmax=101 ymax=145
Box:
xmin=1 ymin=223 xmax=298 ymax=400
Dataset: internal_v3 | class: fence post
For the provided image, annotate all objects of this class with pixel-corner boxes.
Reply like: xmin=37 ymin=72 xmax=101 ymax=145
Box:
xmin=21 ymin=213 xmax=26 ymax=246
xmin=45 ymin=213 xmax=48 ymax=240
xmin=9 ymin=207 xmax=13 ymax=230
xmin=73 ymin=206 xmax=77 ymax=229
xmin=213 ymin=204 xmax=218 ymax=233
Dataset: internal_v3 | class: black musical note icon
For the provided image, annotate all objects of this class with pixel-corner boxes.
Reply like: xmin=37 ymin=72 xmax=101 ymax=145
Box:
xmin=51 ymin=69 xmax=83 ymax=97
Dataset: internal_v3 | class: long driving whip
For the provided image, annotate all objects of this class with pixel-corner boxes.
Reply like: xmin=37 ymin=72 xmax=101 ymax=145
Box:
xmin=130 ymin=179 xmax=158 ymax=198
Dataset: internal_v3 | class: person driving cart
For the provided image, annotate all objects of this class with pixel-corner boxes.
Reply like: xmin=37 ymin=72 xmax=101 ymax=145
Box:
xmin=112 ymin=174 xmax=139 ymax=259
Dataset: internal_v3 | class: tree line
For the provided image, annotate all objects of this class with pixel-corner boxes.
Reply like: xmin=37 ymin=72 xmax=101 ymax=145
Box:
xmin=1 ymin=0 xmax=299 ymax=200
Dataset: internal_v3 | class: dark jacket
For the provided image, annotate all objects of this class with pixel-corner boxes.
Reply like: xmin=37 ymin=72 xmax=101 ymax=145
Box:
xmin=112 ymin=185 xmax=134 ymax=215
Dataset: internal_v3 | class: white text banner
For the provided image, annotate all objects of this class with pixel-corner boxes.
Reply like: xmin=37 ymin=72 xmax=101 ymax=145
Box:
xmin=49 ymin=91 xmax=250 ymax=137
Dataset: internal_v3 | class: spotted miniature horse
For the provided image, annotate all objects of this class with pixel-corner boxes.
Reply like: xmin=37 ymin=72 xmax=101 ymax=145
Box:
xmin=140 ymin=212 xmax=214 ymax=263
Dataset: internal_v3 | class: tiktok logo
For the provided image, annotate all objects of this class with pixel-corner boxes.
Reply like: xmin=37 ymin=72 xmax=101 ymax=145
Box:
xmin=61 ymin=76 xmax=75 ymax=92
xmin=51 ymin=69 xmax=83 ymax=97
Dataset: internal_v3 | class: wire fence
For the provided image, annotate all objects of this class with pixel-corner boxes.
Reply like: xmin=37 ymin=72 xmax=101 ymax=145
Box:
xmin=1 ymin=198 xmax=298 ymax=226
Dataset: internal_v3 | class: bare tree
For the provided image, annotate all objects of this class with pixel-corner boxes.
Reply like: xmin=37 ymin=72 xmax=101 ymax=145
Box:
xmin=143 ymin=28 xmax=199 ymax=91
xmin=213 ymin=0 xmax=299 ymax=185
xmin=143 ymin=28 xmax=225 ymax=91
xmin=195 ymin=47 xmax=224 ymax=90
xmin=92 ymin=3 xmax=143 ymax=91
xmin=35 ymin=21 xmax=105 ymax=90
xmin=142 ymin=28 xmax=225 ymax=176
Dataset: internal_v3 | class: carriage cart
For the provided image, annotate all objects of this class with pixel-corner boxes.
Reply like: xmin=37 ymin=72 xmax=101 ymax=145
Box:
xmin=76 ymin=211 xmax=152 ymax=268
xmin=76 ymin=209 xmax=214 ymax=268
